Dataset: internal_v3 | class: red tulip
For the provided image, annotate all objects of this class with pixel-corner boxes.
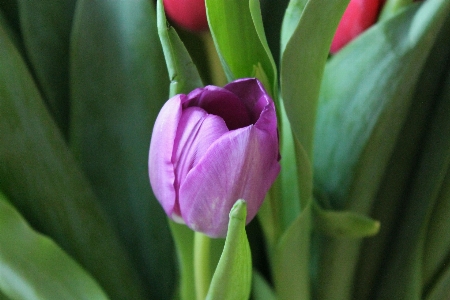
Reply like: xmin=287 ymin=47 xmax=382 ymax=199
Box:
xmin=163 ymin=0 xmax=209 ymax=32
xmin=331 ymin=0 xmax=385 ymax=53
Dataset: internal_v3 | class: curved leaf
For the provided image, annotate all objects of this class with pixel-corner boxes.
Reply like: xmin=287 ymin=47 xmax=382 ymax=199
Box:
xmin=157 ymin=0 xmax=203 ymax=96
xmin=312 ymin=201 xmax=380 ymax=238
xmin=0 ymin=18 xmax=144 ymax=300
xmin=313 ymin=1 xmax=450 ymax=299
xmin=70 ymin=0 xmax=175 ymax=298
xmin=206 ymin=0 xmax=276 ymax=97
xmin=0 ymin=192 xmax=108 ymax=300
xmin=273 ymin=201 xmax=312 ymax=300
xmin=206 ymin=200 xmax=252 ymax=300
xmin=280 ymin=0 xmax=350 ymax=158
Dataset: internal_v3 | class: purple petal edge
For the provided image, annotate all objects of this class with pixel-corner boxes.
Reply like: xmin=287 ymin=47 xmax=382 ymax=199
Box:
xmin=149 ymin=95 xmax=183 ymax=219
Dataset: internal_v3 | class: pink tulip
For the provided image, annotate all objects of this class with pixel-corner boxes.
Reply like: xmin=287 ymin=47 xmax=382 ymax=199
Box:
xmin=149 ymin=78 xmax=280 ymax=237
xmin=331 ymin=0 xmax=385 ymax=53
xmin=163 ymin=0 xmax=208 ymax=32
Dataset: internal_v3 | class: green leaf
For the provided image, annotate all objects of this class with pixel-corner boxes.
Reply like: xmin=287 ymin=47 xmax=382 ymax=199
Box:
xmin=169 ymin=221 xmax=196 ymax=300
xmin=0 ymin=20 xmax=145 ymax=300
xmin=252 ymin=271 xmax=277 ymax=300
xmin=156 ymin=0 xmax=203 ymax=96
xmin=376 ymin=55 xmax=450 ymax=300
xmin=0 ymin=192 xmax=109 ymax=300
xmin=313 ymin=1 xmax=450 ymax=299
xmin=273 ymin=201 xmax=312 ymax=300
xmin=206 ymin=0 xmax=276 ymax=96
xmin=312 ymin=201 xmax=380 ymax=238
xmin=280 ymin=0 xmax=308 ymax=54
xmin=280 ymin=0 xmax=350 ymax=158
xmin=70 ymin=0 xmax=175 ymax=298
xmin=0 ymin=0 xmax=20 ymax=41
xmin=353 ymin=12 xmax=450 ymax=298
xmin=314 ymin=0 xmax=450 ymax=209
xmin=206 ymin=200 xmax=252 ymax=300
xmin=423 ymin=165 xmax=450 ymax=296
xmin=0 ymin=6 xmax=23 ymax=54
xmin=18 ymin=0 xmax=76 ymax=135
xmin=426 ymin=263 xmax=450 ymax=300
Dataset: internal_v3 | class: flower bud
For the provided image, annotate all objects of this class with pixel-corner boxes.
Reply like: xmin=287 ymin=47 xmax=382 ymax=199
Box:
xmin=331 ymin=0 xmax=385 ymax=53
xmin=163 ymin=0 xmax=209 ymax=32
xmin=149 ymin=78 xmax=280 ymax=238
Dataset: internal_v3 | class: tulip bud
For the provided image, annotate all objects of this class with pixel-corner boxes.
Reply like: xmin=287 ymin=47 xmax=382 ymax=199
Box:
xmin=163 ymin=0 xmax=209 ymax=32
xmin=330 ymin=0 xmax=385 ymax=53
xmin=149 ymin=78 xmax=280 ymax=238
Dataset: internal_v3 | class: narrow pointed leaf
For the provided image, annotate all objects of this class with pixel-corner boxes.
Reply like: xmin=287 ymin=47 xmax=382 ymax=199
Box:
xmin=312 ymin=201 xmax=380 ymax=238
xmin=206 ymin=0 xmax=276 ymax=96
xmin=206 ymin=200 xmax=252 ymax=300
xmin=273 ymin=201 xmax=312 ymax=300
xmin=280 ymin=0 xmax=350 ymax=158
xmin=0 ymin=193 xmax=108 ymax=300
xmin=157 ymin=0 xmax=203 ymax=96
xmin=280 ymin=0 xmax=308 ymax=54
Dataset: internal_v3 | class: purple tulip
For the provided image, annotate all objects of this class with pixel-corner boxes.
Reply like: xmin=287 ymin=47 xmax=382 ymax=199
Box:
xmin=149 ymin=78 xmax=280 ymax=238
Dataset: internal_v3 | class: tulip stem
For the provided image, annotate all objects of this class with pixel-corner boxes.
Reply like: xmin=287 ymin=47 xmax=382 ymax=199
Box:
xmin=194 ymin=232 xmax=211 ymax=300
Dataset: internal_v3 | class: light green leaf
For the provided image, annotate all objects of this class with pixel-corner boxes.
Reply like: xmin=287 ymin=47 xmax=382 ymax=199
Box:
xmin=157 ymin=0 xmax=203 ymax=96
xmin=280 ymin=0 xmax=350 ymax=158
xmin=312 ymin=201 xmax=380 ymax=238
xmin=0 ymin=192 xmax=109 ymax=300
xmin=18 ymin=0 xmax=76 ymax=135
xmin=206 ymin=0 xmax=276 ymax=96
xmin=70 ymin=0 xmax=175 ymax=298
xmin=0 ymin=20 xmax=144 ymax=300
xmin=169 ymin=221 xmax=196 ymax=300
xmin=273 ymin=201 xmax=312 ymax=300
xmin=280 ymin=0 xmax=308 ymax=54
xmin=206 ymin=200 xmax=252 ymax=300
xmin=252 ymin=271 xmax=277 ymax=300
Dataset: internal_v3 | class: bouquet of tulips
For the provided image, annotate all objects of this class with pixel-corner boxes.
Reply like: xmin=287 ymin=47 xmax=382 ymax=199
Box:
xmin=1 ymin=0 xmax=449 ymax=299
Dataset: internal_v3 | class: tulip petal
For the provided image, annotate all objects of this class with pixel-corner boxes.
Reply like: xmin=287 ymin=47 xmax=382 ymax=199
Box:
xmin=185 ymin=86 xmax=251 ymax=130
xmin=149 ymin=95 xmax=182 ymax=218
xmin=330 ymin=0 xmax=383 ymax=53
xmin=172 ymin=107 xmax=229 ymax=196
xmin=224 ymin=78 xmax=269 ymax=124
xmin=179 ymin=124 xmax=280 ymax=238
